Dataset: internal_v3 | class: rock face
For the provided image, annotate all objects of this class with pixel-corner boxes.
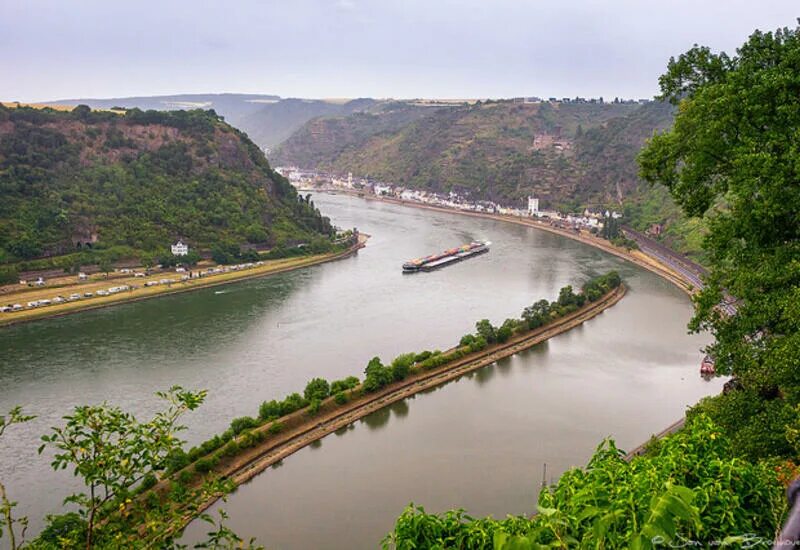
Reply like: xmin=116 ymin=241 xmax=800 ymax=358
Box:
xmin=272 ymin=100 xmax=675 ymax=209
xmin=0 ymin=105 xmax=333 ymax=261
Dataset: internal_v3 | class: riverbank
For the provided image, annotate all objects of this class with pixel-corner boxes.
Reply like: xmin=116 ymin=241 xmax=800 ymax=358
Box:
xmin=158 ymin=283 xmax=626 ymax=536
xmin=311 ymin=189 xmax=695 ymax=296
xmin=0 ymin=235 xmax=368 ymax=329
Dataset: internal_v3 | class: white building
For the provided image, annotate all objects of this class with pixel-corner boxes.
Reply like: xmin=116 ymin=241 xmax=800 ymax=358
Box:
xmin=527 ymin=197 xmax=540 ymax=216
xmin=171 ymin=240 xmax=189 ymax=256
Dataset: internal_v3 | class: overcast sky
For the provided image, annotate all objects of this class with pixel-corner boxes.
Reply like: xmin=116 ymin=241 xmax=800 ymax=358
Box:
xmin=2 ymin=0 xmax=797 ymax=102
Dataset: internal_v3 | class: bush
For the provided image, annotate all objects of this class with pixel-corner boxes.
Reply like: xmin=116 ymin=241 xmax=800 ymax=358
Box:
xmin=390 ymin=353 xmax=416 ymax=381
xmin=268 ymin=421 xmax=284 ymax=434
xmin=469 ymin=336 xmax=488 ymax=352
xmin=334 ymin=391 xmax=348 ymax=405
xmin=230 ymin=416 xmax=259 ymax=435
xmin=0 ymin=266 xmax=18 ymax=285
xmin=414 ymin=350 xmax=433 ymax=362
xmin=307 ymin=398 xmax=322 ymax=416
xmin=459 ymin=334 xmax=476 ymax=346
xmin=140 ymin=472 xmax=158 ymax=490
xmin=330 ymin=376 xmax=360 ymax=394
xmin=164 ymin=448 xmax=190 ymax=474
xmin=194 ymin=456 xmax=218 ymax=474
xmin=222 ymin=439 xmax=241 ymax=457
xmin=304 ymin=377 xmax=331 ymax=401
xmin=259 ymin=399 xmax=282 ymax=421
xmin=238 ymin=429 xmax=266 ymax=448
xmin=280 ymin=392 xmax=308 ymax=415
xmin=38 ymin=513 xmax=87 ymax=547
xmin=178 ymin=470 xmax=194 ymax=485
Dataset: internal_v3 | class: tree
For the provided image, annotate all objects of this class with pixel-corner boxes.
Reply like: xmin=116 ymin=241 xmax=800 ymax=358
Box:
xmin=638 ymin=25 xmax=800 ymax=441
xmin=390 ymin=353 xmax=416 ymax=381
xmin=98 ymin=259 xmax=112 ymax=278
xmin=475 ymin=319 xmax=497 ymax=344
xmin=1 ymin=407 xmax=35 ymax=550
xmin=557 ymin=285 xmax=578 ymax=307
xmin=39 ymin=386 xmax=207 ymax=549
xmin=211 ymin=242 xmax=239 ymax=265
xmin=522 ymin=299 xmax=551 ymax=330
xmin=363 ymin=357 xmax=392 ymax=392
xmin=303 ymin=378 xmax=331 ymax=402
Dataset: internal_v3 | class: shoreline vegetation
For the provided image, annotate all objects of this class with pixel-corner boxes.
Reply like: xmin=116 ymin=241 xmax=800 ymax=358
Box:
xmin=133 ymin=274 xmax=626 ymax=541
xmin=0 ymin=234 xmax=368 ymax=328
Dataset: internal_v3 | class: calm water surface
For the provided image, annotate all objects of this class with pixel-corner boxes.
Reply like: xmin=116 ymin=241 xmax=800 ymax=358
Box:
xmin=0 ymin=194 xmax=722 ymax=547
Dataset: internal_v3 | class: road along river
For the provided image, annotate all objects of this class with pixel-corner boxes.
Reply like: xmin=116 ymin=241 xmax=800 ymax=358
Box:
xmin=0 ymin=193 xmax=723 ymax=545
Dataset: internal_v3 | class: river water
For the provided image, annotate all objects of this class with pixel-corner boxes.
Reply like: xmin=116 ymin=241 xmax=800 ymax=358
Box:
xmin=0 ymin=194 xmax=723 ymax=547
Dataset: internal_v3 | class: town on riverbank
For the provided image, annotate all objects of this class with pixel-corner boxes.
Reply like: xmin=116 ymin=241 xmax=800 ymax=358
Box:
xmin=277 ymin=167 xmax=707 ymax=297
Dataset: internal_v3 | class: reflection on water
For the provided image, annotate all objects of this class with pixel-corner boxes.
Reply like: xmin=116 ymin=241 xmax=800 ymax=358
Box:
xmin=1 ymin=194 xmax=724 ymax=545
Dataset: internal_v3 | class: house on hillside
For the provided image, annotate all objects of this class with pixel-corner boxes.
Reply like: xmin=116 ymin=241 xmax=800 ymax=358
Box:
xmin=171 ymin=240 xmax=189 ymax=256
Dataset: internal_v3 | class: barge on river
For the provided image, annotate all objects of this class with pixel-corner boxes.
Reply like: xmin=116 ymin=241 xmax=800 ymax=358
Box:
xmin=402 ymin=241 xmax=491 ymax=273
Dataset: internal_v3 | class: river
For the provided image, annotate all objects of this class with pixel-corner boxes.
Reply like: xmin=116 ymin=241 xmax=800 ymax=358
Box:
xmin=0 ymin=193 xmax=723 ymax=547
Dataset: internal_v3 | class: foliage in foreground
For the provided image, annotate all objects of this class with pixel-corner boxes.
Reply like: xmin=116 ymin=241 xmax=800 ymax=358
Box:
xmin=638 ymin=22 xmax=800 ymax=460
xmin=384 ymin=415 xmax=784 ymax=549
xmin=0 ymin=396 xmax=263 ymax=550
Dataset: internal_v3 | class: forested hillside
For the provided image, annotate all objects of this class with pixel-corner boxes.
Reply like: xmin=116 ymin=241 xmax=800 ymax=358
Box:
xmin=272 ymin=100 xmax=671 ymax=207
xmin=271 ymin=98 xmax=709 ymax=255
xmin=0 ymin=104 xmax=334 ymax=266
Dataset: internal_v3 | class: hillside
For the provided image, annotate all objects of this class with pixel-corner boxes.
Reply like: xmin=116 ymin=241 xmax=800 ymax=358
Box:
xmin=271 ymin=98 xmax=709 ymax=257
xmin=0 ymin=104 xmax=334 ymax=265
xmin=52 ymin=94 xmax=406 ymax=149
xmin=273 ymin=99 xmax=673 ymax=208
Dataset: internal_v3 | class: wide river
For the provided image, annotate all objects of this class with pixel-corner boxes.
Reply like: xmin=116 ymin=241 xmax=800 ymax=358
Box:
xmin=0 ymin=194 xmax=723 ymax=548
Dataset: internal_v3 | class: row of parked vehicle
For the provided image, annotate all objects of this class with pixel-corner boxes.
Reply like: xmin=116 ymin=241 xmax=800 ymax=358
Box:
xmin=2 ymin=260 xmax=270 ymax=314
xmin=1 ymin=285 xmax=132 ymax=313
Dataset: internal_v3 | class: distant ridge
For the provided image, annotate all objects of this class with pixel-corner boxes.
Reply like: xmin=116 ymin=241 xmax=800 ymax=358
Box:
xmin=49 ymin=93 xmax=390 ymax=149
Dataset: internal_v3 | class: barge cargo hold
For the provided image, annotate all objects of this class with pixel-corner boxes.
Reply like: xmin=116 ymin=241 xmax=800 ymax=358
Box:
xmin=402 ymin=241 xmax=491 ymax=273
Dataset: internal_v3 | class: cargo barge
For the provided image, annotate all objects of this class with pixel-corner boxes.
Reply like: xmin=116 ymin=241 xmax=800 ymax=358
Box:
xmin=402 ymin=241 xmax=490 ymax=273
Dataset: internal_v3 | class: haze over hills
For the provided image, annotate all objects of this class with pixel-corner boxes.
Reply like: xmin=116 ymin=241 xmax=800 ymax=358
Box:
xmin=0 ymin=103 xmax=333 ymax=266
xmin=273 ymin=98 xmax=673 ymax=206
xmin=53 ymin=94 xmax=392 ymax=150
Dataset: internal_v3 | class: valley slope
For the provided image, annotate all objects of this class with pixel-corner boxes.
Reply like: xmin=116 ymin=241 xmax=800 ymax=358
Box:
xmin=0 ymin=104 xmax=334 ymax=266
xmin=271 ymin=99 xmax=707 ymax=257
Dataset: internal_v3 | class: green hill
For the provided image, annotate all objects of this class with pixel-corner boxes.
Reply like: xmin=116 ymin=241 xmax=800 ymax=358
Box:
xmin=273 ymin=99 xmax=673 ymax=207
xmin=270 ymin=98 xmax=710 ymax=257
xmin=0 ymin=104 xmax=334 ymax=267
